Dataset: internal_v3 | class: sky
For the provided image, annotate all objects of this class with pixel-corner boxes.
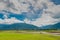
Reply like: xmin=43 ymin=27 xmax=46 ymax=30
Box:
xmin=0 ymin=0 xmax=60 ymax=27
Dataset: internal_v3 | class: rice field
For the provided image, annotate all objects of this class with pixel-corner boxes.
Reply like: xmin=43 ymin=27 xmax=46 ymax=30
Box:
xmin=0 ymin=31 xmax=60 ymax=40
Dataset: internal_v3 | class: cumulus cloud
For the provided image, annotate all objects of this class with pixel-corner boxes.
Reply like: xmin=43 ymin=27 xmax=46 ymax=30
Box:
xmin=24 ymin=13 xmax=59 ymax=27
xmin=0 ymin=0 xmax=30 ymax=14
xmin=22 ymin=0 xmax=60 ymax=27
xmin=45 ymin=5 xmax=60 ymax=19
xmin=0 ymin=0 xmax=60 ymax=27
xmin=0 ymin=17 xmax=24 ymax=24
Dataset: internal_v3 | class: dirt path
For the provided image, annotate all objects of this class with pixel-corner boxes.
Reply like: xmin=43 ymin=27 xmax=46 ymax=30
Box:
xmin=40 ymin=31 xmax=60 ymax=36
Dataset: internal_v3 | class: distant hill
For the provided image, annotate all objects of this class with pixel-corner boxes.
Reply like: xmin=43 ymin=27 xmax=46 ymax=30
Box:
xmin=0 ymin=22 xmax=60 ymax=30
xmin=0 ymin=23 xmax=38 ymax=30
xmin=40 ymin=23 xmax=60 ymax=29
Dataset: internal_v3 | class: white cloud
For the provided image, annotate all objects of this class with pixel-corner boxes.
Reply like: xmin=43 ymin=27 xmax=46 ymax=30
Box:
xmin=0 ymin=0 xmax=60 ymax=27
xmin=45 ymin=5 xmax=60 ymax=18
xmin=0 ymin=2 xmax=6 ymax=10
xmin=24 ymin=13 xmax=59 ymax=27
xmin=0 ymin=17 xmax=24 ymax=24
xmin=0 ymin=0 xmax=54 ymax=14
xmin=0 ymin=0 xmax=30 ymax=14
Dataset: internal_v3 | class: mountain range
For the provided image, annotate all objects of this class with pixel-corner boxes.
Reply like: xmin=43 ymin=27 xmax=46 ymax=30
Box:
xmin=0 ymin=22 xmax=60 ymax=30
xmin=40 ymin=22 xmax=60 ymax=30
xmin=0 ymin=23 xmax=38 ymax=30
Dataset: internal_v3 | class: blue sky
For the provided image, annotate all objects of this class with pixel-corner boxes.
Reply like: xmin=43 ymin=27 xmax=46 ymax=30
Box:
xmin=0 ymin=0 xmax=60 ymax=27
xmin=51 ymin=0 xmax=60 ymax=5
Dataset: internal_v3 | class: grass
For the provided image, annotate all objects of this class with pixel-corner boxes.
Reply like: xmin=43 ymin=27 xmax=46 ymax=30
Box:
xmin=0 ymin=31 xmax=60 ymax=40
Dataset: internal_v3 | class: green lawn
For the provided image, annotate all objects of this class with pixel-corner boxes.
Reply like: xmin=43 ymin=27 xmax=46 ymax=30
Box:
xmin=0 ymin=31 xmax=60 ymax=40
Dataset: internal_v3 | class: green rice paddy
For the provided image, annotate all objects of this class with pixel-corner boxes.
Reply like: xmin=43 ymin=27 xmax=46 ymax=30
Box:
xmin=0 ymin=31 xmax=60 ymax=40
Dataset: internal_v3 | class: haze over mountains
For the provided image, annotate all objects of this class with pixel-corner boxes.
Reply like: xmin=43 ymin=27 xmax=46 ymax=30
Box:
xmin=0 ymin=0 xmax=60 ymax=29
